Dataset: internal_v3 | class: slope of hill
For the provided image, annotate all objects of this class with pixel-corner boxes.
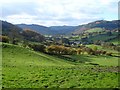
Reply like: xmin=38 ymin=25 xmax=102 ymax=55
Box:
xmin=49 ymin=26 xmax=78 ymax=35
xmin=2 ymin=43 xmax=119 ymax=88
xmin=17 ymin=20 xmax=119 ymax=35
xmin=17 ymin=24 xmax=51 ymax=35
xmin=17 ymin=24 xmax=78 ymax=35
xmin=88 ymin=31 xmax=118 ymax=42
xmin=2 ymin=43 xmax=72 ymax=67
xmin=85 ymin=28 xmax=104 ymax=33
xmin=1 ymin=20 xmax=45 ymax=43
xmin=1 ymin=20 xmax=22 ymax=36
xmin=73 ymin=20 xmax=119 ymax=34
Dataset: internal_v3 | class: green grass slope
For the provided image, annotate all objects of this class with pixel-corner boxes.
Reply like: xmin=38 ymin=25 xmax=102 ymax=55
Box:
xmin=108 ymin=38 xmax=119 ymax=45
xmin=2 ymin=43 xmax=119 ymax=88
xmin=69 ymin=55 xmax=118 ymax=66
xmin=85 ymin=28 xmax=103 ymax=33
xmin=2 ymin=43 xmax=73 ymax=67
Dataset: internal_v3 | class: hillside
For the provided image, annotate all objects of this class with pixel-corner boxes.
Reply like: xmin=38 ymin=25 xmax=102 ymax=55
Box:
xmin=1 ymin=20 xmax=22 ymax=36
xmin=73 ymin=20 xmax=119 ymax=34
xmin=85 ymin=28 xmax=104 ymax=33
xmin=1 ymin=20 xmax=118 ymax=36
xmin=1 ymin=20 xmax=45 ymax=43
xmin=49 ymin=26 xmax=78 ymax=35
xmin=16 ymin=20 xmax=119 ymax=35
xmin=2 ymin=43 xmax=119 ymax=88
xmin=17 ymin=24 xmax=51 ymax=35
xmin=2 ymin=43 xmax=72 ymax=67
xmin=17 ymin=24 xmax=78 ymax=35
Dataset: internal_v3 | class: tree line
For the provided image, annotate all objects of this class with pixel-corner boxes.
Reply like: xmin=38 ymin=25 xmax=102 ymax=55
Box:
xmin=26 ymin=44 xmax=113 ymax=56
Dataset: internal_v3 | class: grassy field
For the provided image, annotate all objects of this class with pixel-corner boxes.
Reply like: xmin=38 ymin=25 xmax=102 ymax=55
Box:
xmin=89 ymin=35 xmax=117 ymax=41
xmin=88 ymin=31 xmax=118 ymax=42
xmin=2 ymin=43 xmax=119 ymax=88
xmin=85 ymin=28 xmax=103 ymax=33
xmin=108 ymin=38 xmax=119 ymax=45
xmin=86 ymin=44 xmax=119 ymax=56
xmin=63 ymin=54 xmax=118 ymax=66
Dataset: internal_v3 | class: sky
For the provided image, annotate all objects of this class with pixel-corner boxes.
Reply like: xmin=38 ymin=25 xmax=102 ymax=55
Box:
xmin=0 ymin=0 xmax=119 ymax=26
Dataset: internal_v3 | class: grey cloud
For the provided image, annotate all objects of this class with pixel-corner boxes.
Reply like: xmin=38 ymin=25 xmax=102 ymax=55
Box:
xmin=1 ymin=0 xmax=118 ymax=26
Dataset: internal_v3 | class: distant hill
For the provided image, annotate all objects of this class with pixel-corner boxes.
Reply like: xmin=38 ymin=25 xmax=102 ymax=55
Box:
xmin=1 ymin=20 xmax=119 ymax=35
xmin=17 ymin=24 xmax=51 ymax=35
xmin=73 ymin=20 xmax=119 ymax=34
xmin=17 ymin=20 xmax=119 ymax=35
xmin=1 ymin=20 xmax=45 ymax=42
xmin=1 ymin=20 xmax=22 ymax=36
xmin=49 ymin=26 xmax=78 ymax=35
xmin=17 ymin=24 xmax=78 ymax=35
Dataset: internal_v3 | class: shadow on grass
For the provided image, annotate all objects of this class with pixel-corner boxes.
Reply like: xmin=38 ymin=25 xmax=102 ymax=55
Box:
xmin=55 ymin=54 xmax=99 ymax=65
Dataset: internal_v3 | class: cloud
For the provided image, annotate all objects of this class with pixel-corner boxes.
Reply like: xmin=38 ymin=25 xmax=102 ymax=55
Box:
xmin=4 ymin=13 xmax=37 ymax=24
xmin=1 ymin=2 xmax=38 ymax=18
xmin=1 ymin=0 xmax=119 ymax=26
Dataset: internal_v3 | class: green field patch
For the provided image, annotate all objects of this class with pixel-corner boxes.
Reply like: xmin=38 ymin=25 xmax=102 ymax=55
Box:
xmin=85 ymin=28 xmax=104 ymax=33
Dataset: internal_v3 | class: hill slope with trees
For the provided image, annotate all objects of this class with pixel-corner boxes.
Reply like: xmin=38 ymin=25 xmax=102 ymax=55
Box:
xmin=16 ymin=20 xmax=119 ymax=35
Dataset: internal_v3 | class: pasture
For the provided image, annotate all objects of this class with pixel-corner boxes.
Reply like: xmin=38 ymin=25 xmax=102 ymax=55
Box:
xmin=2 ymin=43 xmax=119 ymax=88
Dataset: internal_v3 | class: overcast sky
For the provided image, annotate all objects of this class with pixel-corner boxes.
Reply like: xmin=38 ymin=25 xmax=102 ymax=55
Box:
xmin=0 ymin=0 xmax=119 ymax=26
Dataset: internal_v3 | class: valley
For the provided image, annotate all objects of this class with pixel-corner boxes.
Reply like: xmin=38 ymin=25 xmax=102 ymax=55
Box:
xmin=0 ymin=20 xmax=119 ymax=88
